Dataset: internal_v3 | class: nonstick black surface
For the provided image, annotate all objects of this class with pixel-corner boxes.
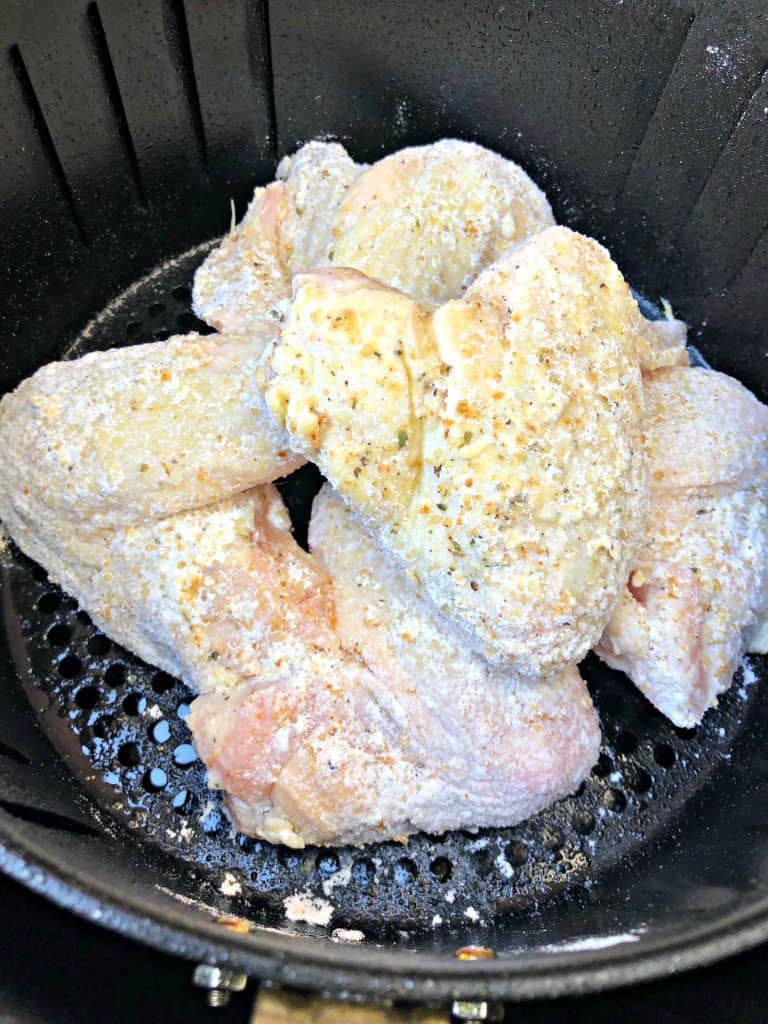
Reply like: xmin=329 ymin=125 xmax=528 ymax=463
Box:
xmin=2 ymin=0 xmax=768 ymax=1003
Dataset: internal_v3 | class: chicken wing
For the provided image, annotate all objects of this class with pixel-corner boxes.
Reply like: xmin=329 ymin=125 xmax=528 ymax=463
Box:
xmin=193 ymin=138 xmax=555 ymax=332
xmin=261 ymin=226 xmax=649 ymax=678
xmin=3 ymin=464 xmax=600 ymax=846
xmin=597 ymin=366 xmax=768 ymax=726
xmin=191 ymin=484 xmax=600 ymax=846
xmin=0 ymin=330 xmax=302 ymax=531
xmin=193 ymin=142 xmax=363 ymax=334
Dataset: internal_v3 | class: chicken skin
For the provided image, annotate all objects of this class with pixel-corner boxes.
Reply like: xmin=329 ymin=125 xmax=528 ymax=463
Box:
xmin=193 ymin=138 xmax=555 ymax=332
xmin=261 ymin=226 xmax=649 ymax=678
xmin=597 ymin=366 xmax=768 ymax=726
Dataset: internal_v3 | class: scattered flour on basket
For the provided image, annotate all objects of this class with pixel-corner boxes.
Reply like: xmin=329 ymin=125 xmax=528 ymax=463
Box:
xmin=321 ymin=862 xmax=352 ymax=897
xmin=283 ymin=890 xmax=334 ymax=927
xmin=331 ymin=927 xmax=365 ymax=944
xmin=219 ymin=872 xmax=242 ymax=897
xmin=541 ymin=929 xmax=644 ymax=953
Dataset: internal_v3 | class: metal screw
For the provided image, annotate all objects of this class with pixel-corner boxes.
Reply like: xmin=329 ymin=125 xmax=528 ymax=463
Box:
xmin=451 ymin=946 xmax=503 ymax=1022
xmin=192 ymin=964 xmax=248 ymax=1008
xmin=451 ymin=1000 xmax=504 ymax=1022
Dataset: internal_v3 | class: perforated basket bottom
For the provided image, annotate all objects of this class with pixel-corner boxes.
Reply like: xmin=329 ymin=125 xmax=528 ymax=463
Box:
xmin=1 ymin=245 xmax=759 ymax=936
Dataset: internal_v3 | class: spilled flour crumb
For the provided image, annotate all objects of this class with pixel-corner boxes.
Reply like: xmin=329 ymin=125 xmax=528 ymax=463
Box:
xmin=331 ymin=927 xmax=365 ymax=944
xmin=740 ymin=656 xmax=758 ymax=688
xmin=284 ymin=890 xmax=334 ymax=927
xmin=495 ymin=850 xmax=514 ymax=879
xmin=321 ymin=863 xmax=352 ymax=897
xmin=219 ymin=872 xmax=242 ymax=897
xmin=542 ymin=930 xmax=643 ymax=952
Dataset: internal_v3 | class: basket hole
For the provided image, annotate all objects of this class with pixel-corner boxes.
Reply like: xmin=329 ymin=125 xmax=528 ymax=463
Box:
xmin=104 ymin=663 xmax=125 ymax=686
xmin=573 ymin=811 xmax=595 ymax=835
xmin=629 ymin=768 xmax=653 ymax=793
xmin=604 ymin=788 xmax=627 ymax=813
xmin=37 ymin=593 xmax=60 ymax=614
xmin=149 ymin=719 xmax=171 ymax=744
xmin=58 ymin=655 xmax=81 ymax=679
xmin=31 ymin=565 xmax=49 ymax=584
xmin=152 ymin=671 xmax=176 ymax=694
xmin=122 ymin=692 xmax=146 ymax=716
xmin=315 ymin=852 xmax=340 ymax=876
xmin=176 ymin=702 xmax=191 ymax=721
xmin=351 ymin=857 xmax=375 ymax=887
xmin=616 ymin=730 xmax=638 ymax=755
xmin=278 ymin=848 xmax=302 ymax=869
xmin=173 ymin=743 xmax=197 ymax=767
xmin=47 ymin=623 xmax=71 ymax=647
xmin=430 ymin=856 xmax=453 ymax=883
xmin=172 ymin=285 xmax=191 ymax=303
xmin=77 ymin=610 xmax=92 ymax=627
xmin=87 ymin=634 xmax=111 ymax=656
xmin=654 ymin=743 xmax=676 ymax=768
xmin=92 ymin=715 xmax=114 ymax=739
xmin=142 ymin=767 xmax=167 ymax=792
xmin=393 ymin=858 xmax=417 ymax=884
xmin=473 ymin=849 xmax=494 ymax=878
xmin=505 ymin=840 xmax=528 ymax=866
xmin=154 ymin=328 xmax=171 ymax=341
xmin=148 ymin=302 xmax=166 ymax=318
xmin=172 ymin=789 xmax=195 ymax=814
xmin=592 ymin=752 xmax=613 ymax=778
xmin=126 ymin=320 xmax=143 ymax=339
xmin=75 ymin=685 xmax=99 ymax=710
xmin=118 ymin=742 xmax=141 ymax=768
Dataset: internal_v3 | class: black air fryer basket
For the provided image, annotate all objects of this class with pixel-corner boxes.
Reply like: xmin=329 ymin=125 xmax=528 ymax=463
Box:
xmin=1 ymin=0 xmax=768 ymax=1014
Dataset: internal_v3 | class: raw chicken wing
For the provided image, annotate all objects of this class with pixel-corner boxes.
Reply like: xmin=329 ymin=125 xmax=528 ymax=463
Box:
xmin=193 ymin=138 xmax=555 ymax=331
xmin=0 ymin=331 xmax=301 ymax=531
xmin=261 ymin=226 xmax=649 ymax=678
xmin=191 ymin=485 xmax=600 ymax=845
xmin=597 ymin=366 xmax=768 ymax=726
xmin=2 ymin=471 xmax=600 ymax=846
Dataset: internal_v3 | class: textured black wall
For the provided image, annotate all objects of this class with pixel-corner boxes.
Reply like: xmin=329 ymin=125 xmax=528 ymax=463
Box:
xmin=2 ymin=0 xmax=766 ymax=394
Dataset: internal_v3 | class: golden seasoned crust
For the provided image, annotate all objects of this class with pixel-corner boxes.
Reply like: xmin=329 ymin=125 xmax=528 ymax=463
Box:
xmin=262 ymin=226 xmax=649 ymax=677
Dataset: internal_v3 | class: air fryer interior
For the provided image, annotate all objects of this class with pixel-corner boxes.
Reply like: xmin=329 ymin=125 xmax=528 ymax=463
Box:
xmin=1 ymin=0 xmax=768 ymax=1002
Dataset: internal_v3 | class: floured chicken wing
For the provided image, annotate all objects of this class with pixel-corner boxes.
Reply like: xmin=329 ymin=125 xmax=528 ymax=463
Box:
xmin=638 ymin=315 xmax=689 ymax=372
xmin=193 ymin=142 xmax=363 ymax=334
xmin=1 ymin=469 xmax=600 ymax=846
xmin=597 ymin=366 xmax=768 ymax=726
xmin=192 ymin=485 xmax=600 ymax=846
xmin=261 ymin=226 xmax=649 ymax=678
xmin=327 ymin=138 xmax=554 ymax=304
xmin=0 ymin=331 xmax=302 ymax=531
xmin=193 ymin=138 xmax=555 ymax=332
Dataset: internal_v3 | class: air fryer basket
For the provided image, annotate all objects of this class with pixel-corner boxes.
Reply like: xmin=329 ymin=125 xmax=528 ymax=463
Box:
xmin=1 ymin=0 xmax=768 ymax=1005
